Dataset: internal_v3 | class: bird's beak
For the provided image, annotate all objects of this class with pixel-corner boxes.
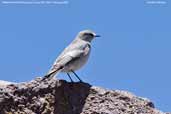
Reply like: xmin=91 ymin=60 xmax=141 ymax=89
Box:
xmin=95 ymin=35 xmax=101 ymax=37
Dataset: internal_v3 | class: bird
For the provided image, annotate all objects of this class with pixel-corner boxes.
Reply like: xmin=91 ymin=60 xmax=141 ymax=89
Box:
xmin=42 ymin=30 xmax=100 ymax=82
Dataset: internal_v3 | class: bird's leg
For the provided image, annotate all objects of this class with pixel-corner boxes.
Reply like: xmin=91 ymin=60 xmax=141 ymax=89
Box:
xmin=71 ymin=70 xmax=83 ymax=82
xmin=67 ymin=73 xmax=74 ymax=83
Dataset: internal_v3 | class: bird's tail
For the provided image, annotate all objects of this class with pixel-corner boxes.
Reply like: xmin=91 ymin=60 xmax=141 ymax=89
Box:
xmin=42 ymin=65 xmax=63 ymax=81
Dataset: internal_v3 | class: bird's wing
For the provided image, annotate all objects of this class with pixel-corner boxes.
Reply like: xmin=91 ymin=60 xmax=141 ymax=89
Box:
xmin=56 ymin=39 xmax=89 ymax=59
xmin=55 ymin=42 xmax=90 ymax=64
xmin=45 ymin=50 xmax=84 ymax=78
xmin=48 ymin=50 xmax=82 ymax=72
xmin=44 ymin=44 xmax=90 ymax=79
xmin=58 ymin=50 xmax=84 ymax=64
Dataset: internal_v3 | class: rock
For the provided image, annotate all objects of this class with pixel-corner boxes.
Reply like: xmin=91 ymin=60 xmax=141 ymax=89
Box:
xmin=0 ymin=80 xmax=16 ymax=88
xmin=0 ymin=78 xmax=168 ymax=114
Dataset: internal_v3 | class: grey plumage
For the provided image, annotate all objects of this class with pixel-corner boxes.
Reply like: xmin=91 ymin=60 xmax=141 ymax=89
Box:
xmin=42 ymin=30 xmax=100 ymax=81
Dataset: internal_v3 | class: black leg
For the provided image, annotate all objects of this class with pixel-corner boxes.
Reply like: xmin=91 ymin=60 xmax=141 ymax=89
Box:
xmin=71 ymin=70 xmax=83 ymax=82
xmin=67 ymin=73 xmax=74 ymax=82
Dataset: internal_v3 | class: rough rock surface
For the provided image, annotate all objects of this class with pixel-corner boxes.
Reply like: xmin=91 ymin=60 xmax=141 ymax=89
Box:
xmin=0 ymin=78 xmax=167 ymax=114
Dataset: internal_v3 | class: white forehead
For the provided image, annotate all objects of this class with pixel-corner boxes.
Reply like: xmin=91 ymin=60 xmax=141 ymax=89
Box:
xmin=79 ymin=30 xmax=95 ymax=34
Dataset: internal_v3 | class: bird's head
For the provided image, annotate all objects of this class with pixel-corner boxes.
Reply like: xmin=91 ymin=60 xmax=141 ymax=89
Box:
xmin=77 ymin=30 xmax=100 ymax=42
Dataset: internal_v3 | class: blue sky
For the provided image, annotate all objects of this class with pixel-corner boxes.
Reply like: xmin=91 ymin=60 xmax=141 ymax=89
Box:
xmin=0 ymin=0 xmax=170 ymax=112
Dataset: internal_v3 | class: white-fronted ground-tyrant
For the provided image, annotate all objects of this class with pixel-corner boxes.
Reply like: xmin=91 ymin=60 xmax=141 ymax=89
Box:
xmin=42 ymin=30 xmax=100 ymax=82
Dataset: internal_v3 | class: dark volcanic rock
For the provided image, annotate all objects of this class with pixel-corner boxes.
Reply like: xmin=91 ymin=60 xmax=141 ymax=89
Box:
xmin=0 ymin=78 xmax=167 ymax=114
